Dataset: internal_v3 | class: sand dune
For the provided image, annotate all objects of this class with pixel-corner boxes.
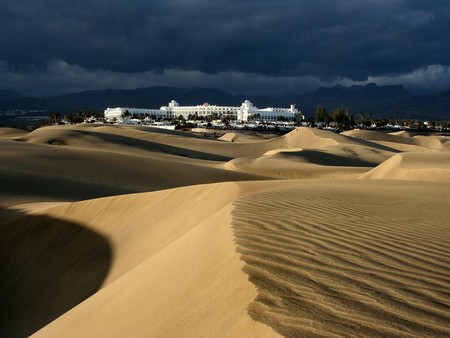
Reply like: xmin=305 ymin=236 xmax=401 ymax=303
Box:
xmin=26 ymin=182 xmax=280 ymax=337
xmin=233 ymin=180 xmax=450 ymax=337
xmin=223 ymin=127 xmax=397 ymax=179
xmin=218 ymin=132 xmax=267 ymax=143
xmin=223 ymin=151 xmax=369 ymax=179
xmin=0 ymin=127 xmax=29 ymax=139
xmin=1 ymin=125 xmax=449 ymax=337
xmin=18 ymin=124 xmax=233 ymax=161
xmin=361 ymin=152 xmax=450 ymax=182
xmin=26 ymin=179 xmax=450 ymax=337
xmin=343 ymin=129 xmax=418 ymax=144
xmin=412 ymin=134 xmax=450 ymax=151
xmin=0 ymin=126 xmax=269 ymax=207
xmin=343 ymin=129 xmax=450 ymax=152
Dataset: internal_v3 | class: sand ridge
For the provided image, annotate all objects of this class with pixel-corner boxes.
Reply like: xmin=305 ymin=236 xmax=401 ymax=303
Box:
xmin=0 ymin=127 xmax=29 ymax=139
xmin=343 ymin=129 xmax=450 ymax=152
xmin=361 ymin=151 xmax=450 ymax=182
xmin=29 ymin=182 xmax=282 ymax=337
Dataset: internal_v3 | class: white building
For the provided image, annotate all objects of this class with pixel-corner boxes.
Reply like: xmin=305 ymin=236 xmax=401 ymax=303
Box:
xmin=103 ymin=107 xmax=171 ymax=121
xmin=160 ymin=100 xmax=241 ymax=120
xmin=104 ymin=100 xmax=302 ymax=122
xmin=236 ymin=100 xmax=300 ymax=122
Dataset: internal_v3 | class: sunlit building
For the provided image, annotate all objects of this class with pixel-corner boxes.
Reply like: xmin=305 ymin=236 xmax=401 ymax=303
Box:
xmin=104 ymin=100 xmax=302 ymax=122
xmin=103 ymin=107 xmax=171 ymax=121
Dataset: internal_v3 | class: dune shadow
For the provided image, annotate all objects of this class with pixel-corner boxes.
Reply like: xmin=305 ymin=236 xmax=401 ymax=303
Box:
xmin=339 ymin=133 xmax=403 ymax=153
xmin=70 ymin=129 xmax=233 ymax=161
xmin=281 ymin=149 xmax=378 ymax=167
xmin=0 ymin=208 xmax=112 ymax=337
xmin=0 ymin=168 xmax=148 ymax=205
xmin=119 ymin=125 xmax=210 ymax=139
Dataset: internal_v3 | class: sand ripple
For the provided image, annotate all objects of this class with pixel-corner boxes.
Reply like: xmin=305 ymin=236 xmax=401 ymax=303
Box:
xmin=232 ymin=181 xmax=450 ymax=337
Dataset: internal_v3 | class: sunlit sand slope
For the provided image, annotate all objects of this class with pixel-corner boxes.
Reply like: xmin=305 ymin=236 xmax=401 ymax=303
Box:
xmin=34 ymin=183 xmax=243 ymax=285
xmin=232 ymin=180 xmax=450 ymax=337
xmin=30 ymin=182 xmax=281 ymax=337
xmin=362 ymin=152 xmax=450 ymax=183
xmin=218 ymin=132 xmax=267 ymax=143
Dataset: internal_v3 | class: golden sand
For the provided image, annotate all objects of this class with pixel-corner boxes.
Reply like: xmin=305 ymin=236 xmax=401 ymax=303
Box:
xmin=0 ymin=125 xmax=449 ymax=337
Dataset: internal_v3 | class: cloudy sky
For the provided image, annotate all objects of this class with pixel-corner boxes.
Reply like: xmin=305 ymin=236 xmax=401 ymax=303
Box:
xmin=1 ymin=0 xmax=449 ymax=97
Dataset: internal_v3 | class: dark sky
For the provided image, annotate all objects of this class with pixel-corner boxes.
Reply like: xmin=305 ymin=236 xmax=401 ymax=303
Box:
xmin=1 ymin=0 xmax=449 ymax=96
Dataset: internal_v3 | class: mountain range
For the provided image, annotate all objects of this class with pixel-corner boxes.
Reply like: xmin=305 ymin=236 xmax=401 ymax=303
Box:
xmin=1 ymin=84 xmax=449 ymax=120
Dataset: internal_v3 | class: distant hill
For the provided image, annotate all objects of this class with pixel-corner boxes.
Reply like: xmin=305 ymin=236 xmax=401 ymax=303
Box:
xmin=297 ymin=84 xmax=450 ymax=119
xmin=0 ymin=87 xmax=247 ymax=113
xmin=399 ymin=89 xmax=450 ymax=120
xmin=313 ymin=83 xmax=411 ymax=101
xmin=0 ymin=84 xmax=449 ymax=120
xmin=298 ymin=83 xmax=413 ymax=118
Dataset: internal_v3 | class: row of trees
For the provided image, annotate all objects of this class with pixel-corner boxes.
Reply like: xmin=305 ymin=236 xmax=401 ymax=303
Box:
xmin=312 ymin=105 xmax=450 ymax=131
xmin=44 ymin=113 xmax=61 ymax=126
xmin=314 ymin=106 xmax=355 ymax=129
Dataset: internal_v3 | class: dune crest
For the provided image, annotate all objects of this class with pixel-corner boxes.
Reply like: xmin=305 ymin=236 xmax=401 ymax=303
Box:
xmin=361 ymin=152 xmax=450 ymax=182
xmin=31 ymin=182 xmax=279 ymax=337
xmin=343 ymin=129 xmax=450 ymax=152
xmin=0 ymin=127 xmax=29 ymax=139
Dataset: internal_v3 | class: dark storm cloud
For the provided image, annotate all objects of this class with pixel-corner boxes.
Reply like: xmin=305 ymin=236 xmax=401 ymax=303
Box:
xmin=1 ymin=0 xmax=449 ymax=95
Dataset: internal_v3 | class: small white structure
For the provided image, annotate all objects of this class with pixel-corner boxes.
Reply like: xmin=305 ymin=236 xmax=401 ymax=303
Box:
xmin=104 ymin=100 xmax=302 ymax=122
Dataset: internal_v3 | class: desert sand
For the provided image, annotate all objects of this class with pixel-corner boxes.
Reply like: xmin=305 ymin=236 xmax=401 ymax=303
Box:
xmin=0 ymin=125 xmax=449 ymax=337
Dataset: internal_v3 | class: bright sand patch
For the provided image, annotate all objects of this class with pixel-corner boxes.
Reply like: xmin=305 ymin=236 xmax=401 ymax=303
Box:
xmin=361 ymin=152 xmax=450 ymax=183
xmin=218 ymin=132 xmax=267 ymax=143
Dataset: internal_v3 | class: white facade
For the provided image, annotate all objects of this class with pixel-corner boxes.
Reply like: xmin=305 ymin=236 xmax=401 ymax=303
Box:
xmin=160 ymin=100 xmax=240 ymax=119
xmin=104 ymin=100 xmax=302 ymax=122
xmin=103 ymin=107 xmax=124 ymax=120
xmin=104 ymin=107 xmax=170 ymax=121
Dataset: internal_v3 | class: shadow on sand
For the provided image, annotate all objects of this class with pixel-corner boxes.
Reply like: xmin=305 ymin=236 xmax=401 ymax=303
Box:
xmin=0 ymin=208 xmax=112 ymax=337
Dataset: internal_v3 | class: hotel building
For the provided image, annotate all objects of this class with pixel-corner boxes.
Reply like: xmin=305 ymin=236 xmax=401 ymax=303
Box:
xmin=104 ymin=100 xmax=302 ymax=122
